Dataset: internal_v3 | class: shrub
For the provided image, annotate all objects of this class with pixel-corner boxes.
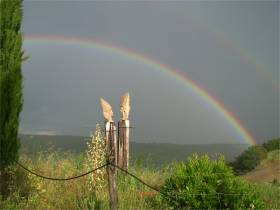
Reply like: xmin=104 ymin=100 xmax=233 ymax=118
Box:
xmin=161 ymin=154 xmax=264 ymax=209
xmin=267 ymin=150 xmax=280 ymax=161
xmin=0 ymin=164 xmax=31 ymax=209
xmin=85 ymin=124 xmax=106 ymax=191
xmin=263 ymin=138 xmax=280 ymax=152
xmin=231 ymin=145 xmax=267 ymax=174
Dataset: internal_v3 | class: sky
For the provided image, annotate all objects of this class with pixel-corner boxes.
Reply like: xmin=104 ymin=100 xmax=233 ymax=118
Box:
xmin=20 ymin=0 xmax=279 ymax=145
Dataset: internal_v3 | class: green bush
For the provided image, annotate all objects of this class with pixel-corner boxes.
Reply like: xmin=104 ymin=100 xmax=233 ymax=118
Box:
xmin=0 ymin=164 xmax=31 ymax=209
xmin=161 ymin=154 xmax=264 ymax=210
xmin=231 ymin=145 xmax=267 ymax=174
xmin=263 ymin=138 xmax=280 ymax=152
xmin=0 ymin=164 xmax=31 ymax=198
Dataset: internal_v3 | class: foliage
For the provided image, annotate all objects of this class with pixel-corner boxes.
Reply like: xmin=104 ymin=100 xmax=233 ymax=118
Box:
xmin=0 ymin=151 xmax=170 ymax=209
xmin=161 ymin=154 xmax=264 ymax=210
xmin=231 ymin=145 xmax=267 ymax=174
xmin=0 ymin=0 xmax=23 ymax=167
xmin=85 ymin=124 xmax=106 ymax=191
xmin=1 ymin=151 xmax=279 ymax=209
xmin=262 ymin=138 xmax=280 ymax=152
xmin=76 ymin=191 xmax=103 ymax=210
xmin=20 ymin=134 xmax=246 ymax=166
xmin=258 ymin=149 xmax=280 ymax=169
xmin=0 ymin=0 xmax=24 ymax=198
xmin=267 ymin=149 xmax=280 ymax=161
xmin=255 ymin=182 xmax=280 ymax=209
xmin=0 ymin=164 xmax=32 ymax=209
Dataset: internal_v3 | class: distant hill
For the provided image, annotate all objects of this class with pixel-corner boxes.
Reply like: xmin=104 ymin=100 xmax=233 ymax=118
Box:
xmin=243 ymin=150 xmax=280 ymax=182
xmin=19 ymin=134 xmax=248 ymax=166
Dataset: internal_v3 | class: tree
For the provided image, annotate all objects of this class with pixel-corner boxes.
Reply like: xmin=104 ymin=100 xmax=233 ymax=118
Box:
xmin=262 ymin=138 xmax=280 ymax=152
xmin=0 ymin=0 xmax=24 ymax=199
xmin=231 ymin=145 xmax=267 ymax=174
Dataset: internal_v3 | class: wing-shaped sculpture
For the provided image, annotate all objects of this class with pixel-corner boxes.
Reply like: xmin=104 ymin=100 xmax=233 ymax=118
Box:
xmin=100 ymin=98 xmax=114 ymax=122
xmin=120 ymin=92 xmax=130 ymax=121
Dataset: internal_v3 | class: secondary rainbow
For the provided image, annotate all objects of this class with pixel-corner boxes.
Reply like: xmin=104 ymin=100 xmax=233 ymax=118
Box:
xmin=24 ymin=35 xmax=257 ymax=145
xmin=160 ymin=10 xmax=277 ymax=89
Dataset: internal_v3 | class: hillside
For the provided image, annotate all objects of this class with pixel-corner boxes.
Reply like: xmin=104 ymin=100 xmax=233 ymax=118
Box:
xmin=243 ymin=150 xmax=280 ymax=182
xmin=19 ymin=134 xmax=248 ymax=165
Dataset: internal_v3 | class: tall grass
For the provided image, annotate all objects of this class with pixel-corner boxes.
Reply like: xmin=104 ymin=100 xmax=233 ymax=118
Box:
xmin=256 ymin=182 xmax=280 ymax=210
xmin=0 ymin=151 xmax=170 ymax=210
xmin=1 ymin=151 xmax=279 ymax=209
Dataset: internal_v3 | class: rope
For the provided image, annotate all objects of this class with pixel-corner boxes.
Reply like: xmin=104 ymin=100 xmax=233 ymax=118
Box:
xmin=15 ymin=160 xmax=109 ymax=181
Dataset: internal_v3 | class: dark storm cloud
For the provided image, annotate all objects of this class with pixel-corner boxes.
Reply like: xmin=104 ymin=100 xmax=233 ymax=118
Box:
xmin=20 ymin=1 xmax=279 ymax=143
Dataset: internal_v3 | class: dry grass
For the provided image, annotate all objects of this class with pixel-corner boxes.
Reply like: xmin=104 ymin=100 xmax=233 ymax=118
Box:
xmin=242 ymin=161 xmax=280 ymax=182
xmin=0 ymin=151 xmax=169 ymax=210
xmin=243 ymin=150 xmax=280 ymax=182
xmin=1 ymin=150 xmax=279 ymax=209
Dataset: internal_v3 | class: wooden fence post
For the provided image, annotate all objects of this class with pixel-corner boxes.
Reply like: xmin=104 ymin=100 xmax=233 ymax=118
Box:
xmin=118 ymin=120 xmax=130 ymax=170
xmin=119 ymin=92 xmax=130 ymax=170
xmin=106 ymin=121 xmax=118 ymax=210
xmin=117 ymin=122 xmax=122 ymax=168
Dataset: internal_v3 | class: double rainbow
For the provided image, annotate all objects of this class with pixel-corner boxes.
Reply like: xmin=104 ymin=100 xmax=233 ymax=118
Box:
xmin=24 ymin=35 xmax=257 ymax=145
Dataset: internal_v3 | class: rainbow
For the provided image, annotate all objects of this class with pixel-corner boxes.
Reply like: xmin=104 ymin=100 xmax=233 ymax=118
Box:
xmin=24 ymin=35 xmax=257 ymax=145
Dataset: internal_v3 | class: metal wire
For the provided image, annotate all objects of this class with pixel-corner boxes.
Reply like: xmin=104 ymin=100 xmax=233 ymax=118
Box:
xmin=110 ymin=162 xmax=164 ymax=195
xmin=15 ymin=160 xmax=109 ymax=181
xmin=109 ymin=163 xmax=246 ymax=197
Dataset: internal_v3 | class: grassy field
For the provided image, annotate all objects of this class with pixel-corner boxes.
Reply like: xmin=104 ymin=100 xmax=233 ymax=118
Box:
xmin=1 ymin=151 xmax=279 ymax=210
xmin=1 ymin=151 xmax=170 ymax=210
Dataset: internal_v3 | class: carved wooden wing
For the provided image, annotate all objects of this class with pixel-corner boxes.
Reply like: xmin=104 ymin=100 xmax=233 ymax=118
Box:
xmin=100 ymin=98 xmax=113 ymax=122
xmin=120 ymin=92 xmax=130 ymax=120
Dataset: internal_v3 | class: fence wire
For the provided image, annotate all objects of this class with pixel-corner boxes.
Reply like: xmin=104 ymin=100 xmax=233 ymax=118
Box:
xmin=110 ymin=162 xmax=163 ymax=195
xmin=15 ymin=160 xmax=246 ymax=198
xmin=110 ymin=163 xmax=246 ymax=196
xmin=15 ymin=160 xmax=109 ymax=181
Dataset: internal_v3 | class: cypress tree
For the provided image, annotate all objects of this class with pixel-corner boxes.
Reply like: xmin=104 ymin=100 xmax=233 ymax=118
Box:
xmin=0 ymin=0 xmax=23 ymax=198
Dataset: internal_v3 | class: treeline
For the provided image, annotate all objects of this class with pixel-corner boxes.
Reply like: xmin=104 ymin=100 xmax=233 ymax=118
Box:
xmin=229 ymin=138 xmax=280 ymax=175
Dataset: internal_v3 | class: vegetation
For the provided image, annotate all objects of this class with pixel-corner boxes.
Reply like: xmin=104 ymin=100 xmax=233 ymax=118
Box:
xmin=230 ymin=145 xmax=267 ymax=175
xmin=161 ymin=154 xmax=264 ymax=209
xmin=230 ymin=138 xmax=280 ymax=175
xmin=242 ymin=149 xmax=280 ymax=183
xmin=0 ymin=0 xmax=24 ymax=199
xmin=85 ymin=124 xmax=106 ymax=191
xmin=0 ymin=151 xmax=169 ymax=209
xmin=19 ymin=134 xmax=247 ymax=165
xmin=0 ymin=151 xmax=279 ymax=209
xmin=266 ymin=149 xmax=280 ymax=162
xmin=259 ymin=149 xmax=280 ymax=167
xmin=255 ymin=182 xmax=280 ymax=210
xmin=262 ymin=138 xmax=280 ymax=152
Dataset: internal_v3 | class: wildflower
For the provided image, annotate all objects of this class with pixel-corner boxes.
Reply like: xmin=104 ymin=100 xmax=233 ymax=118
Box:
xmin=249 ymin=203 xmax=255 ymax=210
xmin=85 ymin=124 xmax=106 ymax=191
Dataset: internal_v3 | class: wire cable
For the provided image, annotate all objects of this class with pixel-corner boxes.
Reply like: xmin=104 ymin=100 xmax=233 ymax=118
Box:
xmin=15 ymin=160 xmax=109 ymax=181
xmin=110 ymin=162 xmax=164 ymax=195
